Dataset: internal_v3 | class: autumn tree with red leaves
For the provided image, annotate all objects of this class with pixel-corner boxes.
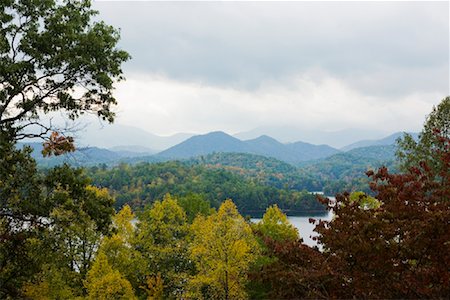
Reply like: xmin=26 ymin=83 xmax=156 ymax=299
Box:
xmin=313 ymin=130 xmax=450 ymax=298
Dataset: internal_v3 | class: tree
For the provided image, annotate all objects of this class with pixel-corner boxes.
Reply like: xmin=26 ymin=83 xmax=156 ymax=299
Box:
xmin=248 ymin=205 xmax=302 ymax=299
xmin=85 ymin=252 xmax=136 ymax=300
xmin=253 ymin=204 xmax=299 ymax=242
xmin=20 ymin=169 xmax=115 ymax=297
xmin=98 ymin=205 xmax=144 ymax=296
xmin=178 ymin=193 xmax=214 ymax=223
xmin=314 ymin=130 xmax=450 ymax=298
xmin=1 ymin=1 xmax=127 ymax=296
xmin=188 ymin=200 xmax=260 ymax=300
xmin=0 ymin=156 xmax=116 ymax=297
xmin=22 ymin=263 xmax=76 ymax=299
xmin=0 ymin=0 xmax=129 ymax=142
xmin=397 ymin=96 xmax=450 ymax=173
xmin=249 ymin=239 xmax=333 ymax=299
xmin=0 ymin=135 xmax=50 ymax=298
xmin=135 ymin=194 xmax=192 ymax=299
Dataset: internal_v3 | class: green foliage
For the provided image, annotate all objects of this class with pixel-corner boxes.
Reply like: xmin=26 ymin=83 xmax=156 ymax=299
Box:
xmin=85 ymin=252 xmax=137 ymax=300
xmin=0 ymin=0 xmax=129 ymax=138
xmin=22 ymin=263 xmax=76 ymax=299
xmin=178 ymin=193 xmax=214 ymax=223
xmin=397 ymin=96 xmax=450 ymax=174
xmin=254 ymin=205 xmax=299 ymax=242
xmin=188 ymin=200 xmax=260 ymax=300
xmin=96 ymin=205 xmax=144 ymax=295
xmin=189 ymin=152 xmax=323 ymax=191
xmin=1 ymin=136 xmax=115 ymax=298
xmin=0 ymin=134 xmax=47 ymax=297
xmin=87 ymin=161 xmax=326 ymax=213
xmin=348 ymin=191 xmax=381 ymax=209
xmin=302 ymin=151 xmax=396 ymax=196
xmin=135 ymin=194 xmax=192 ymax=298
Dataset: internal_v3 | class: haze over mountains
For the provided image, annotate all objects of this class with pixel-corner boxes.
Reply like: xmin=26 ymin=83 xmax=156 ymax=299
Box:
xmin=341 ymin=132 xmax=419 ymax=151
xmin=234 ymin=126 xmax=392 ymax=148
xmin=75 ymin=122 xmax=194 ymax=151
xmin=22 ymin=129 xmax=416 ymax=167
xmin=73 ymin=122 xmax=395 ymax=150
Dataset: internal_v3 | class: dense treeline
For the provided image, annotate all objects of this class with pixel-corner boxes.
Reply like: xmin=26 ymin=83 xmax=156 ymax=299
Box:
xmin=87 ymin=160 xmax=325 ymax=213
xmin=188 ymin=152 xmax=323 ymax=191
xmin=187 ymin=151 xmax=396 ymax=197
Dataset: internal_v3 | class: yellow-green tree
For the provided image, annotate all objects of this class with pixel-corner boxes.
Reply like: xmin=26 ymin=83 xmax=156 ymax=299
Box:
xmin=348 ymin=191 xmax=381 ymax=210
xmin=22 ymin=263 xmax=75 ymax=299
xmin=85 ymin=252 xmax=136 ymax=300
xmin=98 ymin=205 xmax=144 ymax=294
xmin=254 ymin=204 xmax=299 ymax=242
xmin=188 ymin=199 xmax=260 ymax=300
xmin=135 ymin=194 xmax=191 ymax=298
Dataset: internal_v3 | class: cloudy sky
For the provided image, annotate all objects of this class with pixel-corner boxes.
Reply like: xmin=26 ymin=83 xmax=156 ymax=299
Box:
xmin=92 ymin=1 xmax=449 ymax=143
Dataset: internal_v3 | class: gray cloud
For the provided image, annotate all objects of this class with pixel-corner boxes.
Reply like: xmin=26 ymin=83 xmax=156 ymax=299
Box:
xmin=94 ymin=1 xmax=449 ymax=96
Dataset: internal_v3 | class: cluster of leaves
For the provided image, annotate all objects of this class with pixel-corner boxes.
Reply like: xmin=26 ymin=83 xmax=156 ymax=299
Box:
xmin=41 ymin=131 xmax=75 ymax=157
xmin=397 ymin=96 xmax=450 ymax=174
xmin=87 ymin=161 xmax=326 ymax=214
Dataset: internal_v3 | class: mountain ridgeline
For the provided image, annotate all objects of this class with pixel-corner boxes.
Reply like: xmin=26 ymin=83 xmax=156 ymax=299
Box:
xmin=23 ymin=130 xmax=410 ymax=168
xmin=157 ymin=131 xmax=339 ymax=163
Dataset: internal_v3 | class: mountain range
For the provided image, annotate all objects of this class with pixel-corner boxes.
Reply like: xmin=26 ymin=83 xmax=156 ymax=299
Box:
xmin=157 ymin=131 xmax=339 ymax=164
xmin=20 ymin=130 xmax=416 ymax=167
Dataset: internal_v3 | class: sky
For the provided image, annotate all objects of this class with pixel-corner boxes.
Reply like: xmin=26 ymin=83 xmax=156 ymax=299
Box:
xmin=91 ymin=1 xmax=449 ymax=143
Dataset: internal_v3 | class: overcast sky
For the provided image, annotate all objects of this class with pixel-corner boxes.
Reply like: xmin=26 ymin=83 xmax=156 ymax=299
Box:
xmin=92 ymin=1 xmax=449 ymax=140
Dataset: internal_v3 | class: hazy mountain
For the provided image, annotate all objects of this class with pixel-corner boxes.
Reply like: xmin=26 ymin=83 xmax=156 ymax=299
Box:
xmin=109 ymin=145 xmax=158 ymax=157
xmin=75 ymin=122 xmax=194 ymax=150
xmin=157 ymin=131 xmax=340 ymax=163
xmin=244 ymin=135 xmax=295 ymax=162
xmin=346 ymin=144 xmax=397 ymax=161
xmin=341 ymin=132 xmax=419 ymax=151
xmin=19 ymin=142 xmax=122 ymax=167
xmin=286 ymin=141 xmax=340 ymax=161
xmin=234 ymin=126 xmax=389 ymax=148
xmin=157 ymin=131 xmax=251 ymax=159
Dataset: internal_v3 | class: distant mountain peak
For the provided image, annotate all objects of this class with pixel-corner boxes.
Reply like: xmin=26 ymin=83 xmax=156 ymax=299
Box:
xmin=204 ymin=131 xmax=232 ymax=137
xmin=246 ymin=134 xmax=282 ymax=144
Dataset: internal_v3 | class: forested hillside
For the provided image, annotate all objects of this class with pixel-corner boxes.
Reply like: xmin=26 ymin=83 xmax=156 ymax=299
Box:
xmin=87 ymin=161 xmax=325 ymax=213
xmin=187 ymin=152 xmax=322 ymax=191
